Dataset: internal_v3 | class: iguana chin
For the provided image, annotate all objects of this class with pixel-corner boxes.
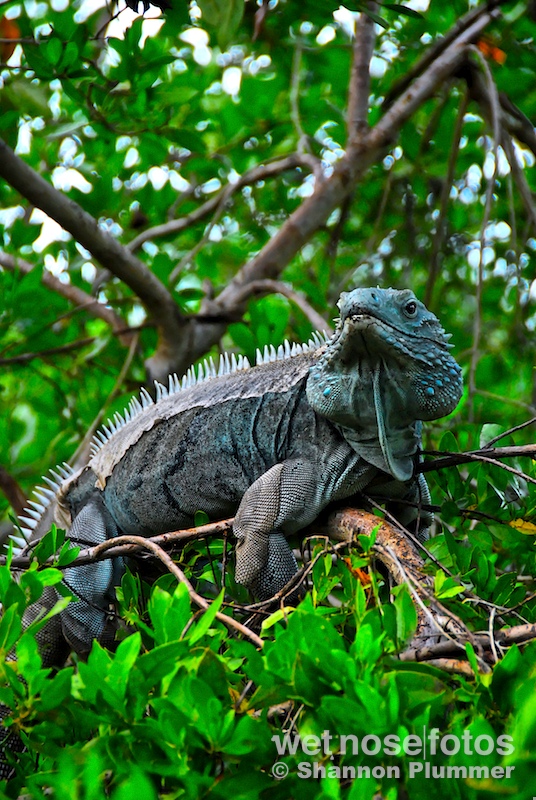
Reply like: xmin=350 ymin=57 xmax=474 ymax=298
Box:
xmin=11 ymin=287 xmax=462 ymax=655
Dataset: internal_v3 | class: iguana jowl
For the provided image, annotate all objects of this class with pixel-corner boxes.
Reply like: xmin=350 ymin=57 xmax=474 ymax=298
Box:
xmin=13 ymin=287 xmax=463 ymax=655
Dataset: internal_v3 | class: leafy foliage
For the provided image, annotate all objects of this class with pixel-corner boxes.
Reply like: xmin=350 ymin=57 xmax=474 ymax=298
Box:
xmin=0 ymin=530 xmax=535 ymax=800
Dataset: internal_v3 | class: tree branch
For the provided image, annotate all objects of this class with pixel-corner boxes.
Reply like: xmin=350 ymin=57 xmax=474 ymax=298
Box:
xmin=369 ymin=9 xmax=500 ymax=151
xmin=424 ymin=91 xmax=469 ymax=307
xmin=347 ymin=4 xmax=376 ymax=144
xmin=400 ymin=622 xmax=536 ymax=664
xmin=467 ymin=45 xmax=501 ymax=409
xmin=381 ymin=0 xmax=504 ymax=111
xmin=0 ymin=468 xmax=27 ymax=517
xmin=89 ymin=534 xmax=263 ymax=648
xmin=0 ymin=338 xmax=98 ymax=366
xmin=127 ymin=154 xmax=319 ymax=255
xmin=0 ymin=2 xmax=502 ymax=383
xmin=227 ymin=280 xmax=332 ymax=332
xmin=420 ymin=444 xmax=536 ymax=478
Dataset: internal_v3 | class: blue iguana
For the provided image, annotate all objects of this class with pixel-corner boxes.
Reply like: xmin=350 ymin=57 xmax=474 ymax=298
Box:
xmin=10 ymin=287 xmax=462 ymax=655
xmin=0 ymin=286 xmax=462 ymax=776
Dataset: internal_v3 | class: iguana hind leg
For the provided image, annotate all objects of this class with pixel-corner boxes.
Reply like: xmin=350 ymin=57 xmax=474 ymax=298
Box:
xmin=60 ymin=493 xmax=123 ymax=654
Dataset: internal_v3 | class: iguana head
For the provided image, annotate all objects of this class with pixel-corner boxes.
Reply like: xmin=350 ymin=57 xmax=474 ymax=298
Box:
xmin=306 ymin=287 xmax=463 ymax=480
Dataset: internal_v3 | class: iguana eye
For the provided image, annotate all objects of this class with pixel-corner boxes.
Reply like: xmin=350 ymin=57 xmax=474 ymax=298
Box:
xmin=404 ymin=300 xmax=417 ymax=317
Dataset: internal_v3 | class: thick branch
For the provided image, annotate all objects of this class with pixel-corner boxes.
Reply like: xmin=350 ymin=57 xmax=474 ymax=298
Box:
xmin=0 ymin=3 xmax=501 ymax=382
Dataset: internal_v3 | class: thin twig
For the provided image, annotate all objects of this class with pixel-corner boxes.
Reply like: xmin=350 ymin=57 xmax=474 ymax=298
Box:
xmin=475 ymin=388 xmax=536 ymax=415
xmin=127 ymin=155 xmax=318 ymax=255
xmin=419 ymin=446 xmax=536 ymax=486
xmin=482 ymin=417 xmax=536 ymax=448
xmin=290 ymin=43 xmax=310 ymax=155
xmin=501 ymin=132 xmax=536 ymax=233
xmin=0 ymin=337 xmax=96 ymax=366
xmin=79 ymin=534 xmax=263 ymax=648
xmin=9 ymin=519 xmax=234 ymax=569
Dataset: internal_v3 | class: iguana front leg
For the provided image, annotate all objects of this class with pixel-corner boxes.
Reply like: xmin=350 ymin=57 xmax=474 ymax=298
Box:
xmin=233 ymin=460 xmax=323 ymax=600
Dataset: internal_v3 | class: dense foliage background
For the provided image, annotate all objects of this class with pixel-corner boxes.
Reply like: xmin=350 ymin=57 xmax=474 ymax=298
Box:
xmin=1 ymin=0 xmax=536 ymax=797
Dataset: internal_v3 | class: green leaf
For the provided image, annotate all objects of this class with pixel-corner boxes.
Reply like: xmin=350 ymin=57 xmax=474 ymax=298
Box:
xmin=43 ymin=37 xmax=63 ymax=67
xmin=434 ymin=569 xmax=465 ymax=600
xmin=381 ymin=3 xmax=424 ymax=18
xmin=362 ymin=9 xmax=389 ymax=28
xmin=197 ymin=0 xmax=244 ymax=49
xmin=187 ymin=589 xmax=225 ymax=644
xmin=0 ymin=604 xmax=22 ymax=656
xmin=148 ymin=583 xmax=192 ymax=645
